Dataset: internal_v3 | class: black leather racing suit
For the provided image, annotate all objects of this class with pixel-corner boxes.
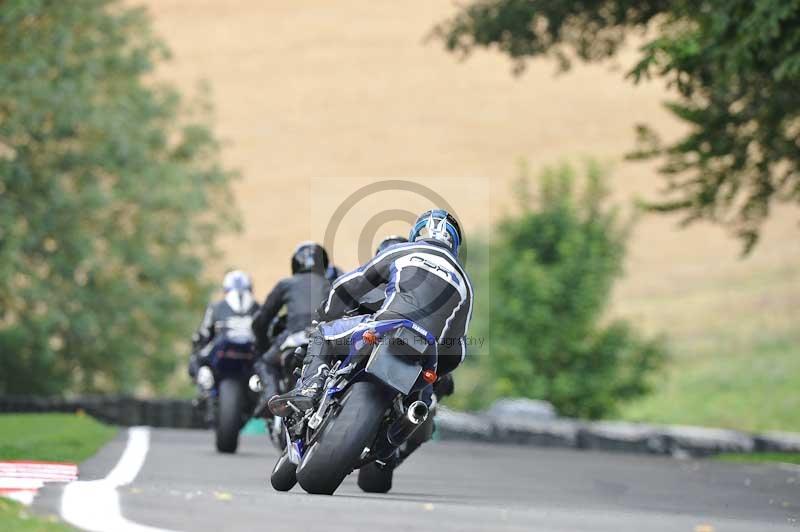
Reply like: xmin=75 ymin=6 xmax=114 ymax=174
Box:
xmin=252 ymin=271 xmax=331 ymax=397
xmin=188 ymin=293 xmax=259 ymax=378
xmin=303 ymin=239 xmax=473 ymax=382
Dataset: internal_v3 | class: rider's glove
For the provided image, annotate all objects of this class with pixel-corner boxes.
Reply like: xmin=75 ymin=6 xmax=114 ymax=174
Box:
xmin=197 ymin=366 xmax=215 ymax=391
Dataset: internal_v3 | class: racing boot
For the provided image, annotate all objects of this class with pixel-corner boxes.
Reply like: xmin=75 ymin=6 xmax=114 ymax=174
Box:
xmin=253 ymin=360 xmax=280 ymax=418
xmin=433 ymin=373 xmax=454 ymax=398
xmin=268 ymin=364 xmax=328 ymax=417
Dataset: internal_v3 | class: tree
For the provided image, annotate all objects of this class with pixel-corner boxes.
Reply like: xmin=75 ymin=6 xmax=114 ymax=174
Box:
xmin=455 ymin=163 xmax=665 ymax=418
xmin=0 ymin=0 xmax=237 ymax=394
xmin=433 ymin=1 xmax=800 ymax=252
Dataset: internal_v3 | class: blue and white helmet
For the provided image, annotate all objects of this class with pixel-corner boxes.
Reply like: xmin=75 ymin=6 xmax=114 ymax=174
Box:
xmin=409 ymin=209 xmax=463 ymax=254
xmin=222 ymin=270 xmax=254 ymax=314
xmin=222 ymin=270 xmax=253 ymax=293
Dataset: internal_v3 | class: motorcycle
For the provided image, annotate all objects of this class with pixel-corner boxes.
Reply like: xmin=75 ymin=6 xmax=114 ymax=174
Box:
xmin=269 ymin=318 xmax=439 ymax=495
xmin=201 ymin=317 xmax=258 ymax=454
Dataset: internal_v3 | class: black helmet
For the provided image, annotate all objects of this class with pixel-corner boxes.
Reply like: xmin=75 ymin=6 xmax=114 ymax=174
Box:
xmin=291 ymin=242 xmax=329 ymax=274
xmin=375 ymin=235 xmax=408 ymax=255
xmin=409 ymin=209 xmax=463 ymax=254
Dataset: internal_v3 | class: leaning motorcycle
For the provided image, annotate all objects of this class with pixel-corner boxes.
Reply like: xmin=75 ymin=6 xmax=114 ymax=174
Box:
xmin=200 ymin=319 xmax=258 ymax=454
xmin=270 ymin=318 xmax=438 ymax=495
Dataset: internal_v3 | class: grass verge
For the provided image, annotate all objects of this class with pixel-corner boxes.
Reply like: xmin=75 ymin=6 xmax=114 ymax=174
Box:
xmin=619 ymin=328 xmax=800 ymax=433
xmin=0 ymin=413 xmax=117 ymax=532
xmin=0 ymin=498 xmax=74 ymax=532
xmin=716 ymin=452 xmax=800 ymax=465
xmin=0 ymin=413 xmax=117 ymax=463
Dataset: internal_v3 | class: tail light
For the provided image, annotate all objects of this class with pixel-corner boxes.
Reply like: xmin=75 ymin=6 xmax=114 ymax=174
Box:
xmin=363 ymin=329 xmax=379 ymax=345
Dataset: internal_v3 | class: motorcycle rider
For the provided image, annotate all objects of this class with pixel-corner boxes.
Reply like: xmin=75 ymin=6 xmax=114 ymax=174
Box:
xmin=252 ymin=242 xmax=332 ymax=415
xmin=368 ymin=234 xmax=453 ymax=459
xmin=375 ymin=235 xmax=455 ymax=399
xmin=189 ymin=270 xmax=259 ymax=391
xmin=354 ymin=235 xmax=410 ymax=314
xmin=269 ymin=209 xmax=472 ymax=417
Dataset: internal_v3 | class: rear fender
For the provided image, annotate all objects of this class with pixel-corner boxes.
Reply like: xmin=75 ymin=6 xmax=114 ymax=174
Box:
xmin=364 ymin=328 xmax=434 ymax=395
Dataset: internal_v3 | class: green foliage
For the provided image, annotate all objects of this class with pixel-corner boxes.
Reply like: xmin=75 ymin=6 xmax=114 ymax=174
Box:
xmin=621 ymin=327 xmax=800 ymax=432
xmin=433 ymin=0 xmax=800 ymax=252
xmin=444 ymin=233 xmax=492 ymax=411
xmin=0 ymin=1 xmax=237 ymax=394
xmin=0 ymin=413 xmax=116 ymax=462
xmin=452 ymin=163 xmax=666 ymax=418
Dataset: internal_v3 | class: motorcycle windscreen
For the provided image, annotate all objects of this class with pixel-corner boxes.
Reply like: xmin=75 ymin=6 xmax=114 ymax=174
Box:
xmin=364 ymin=342 xmax=423 ymax=395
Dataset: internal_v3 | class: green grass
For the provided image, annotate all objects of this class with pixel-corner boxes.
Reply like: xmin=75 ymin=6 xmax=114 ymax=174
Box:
xmin=0 ymin=413 xmax=117 ymax=462
xmin=448 ymin=318 xmax=800 ymax=432
xmin=612 ymin=243 xmax=800 ymax=433
xmin=0 ymin=498 xmax=74 ymax=532
xmin=619 ymin=329 xmax=800 ymax=433
xmin=447 ymin=233 xmax=800 ymax=433
xmin=0 ymin=413 xmax=116 ymax=532
xmin=717 ymin=452 xmax=800 ymax=465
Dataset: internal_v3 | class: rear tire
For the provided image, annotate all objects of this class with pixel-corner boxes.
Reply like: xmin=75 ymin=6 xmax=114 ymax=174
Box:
xmin=270 ymin=452 xmax=297 ymax=491
xmin=357 ymin=462 xmax=393 ymax=493
xmin=296 ymin=381 xmax=390 ymax=495
xmin=216 ymin=379 xmax=245 ymax=453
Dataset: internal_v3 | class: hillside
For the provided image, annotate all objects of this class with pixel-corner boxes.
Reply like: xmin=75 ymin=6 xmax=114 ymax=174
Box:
xmin=141 ymin=0 xmax=800 ymax=430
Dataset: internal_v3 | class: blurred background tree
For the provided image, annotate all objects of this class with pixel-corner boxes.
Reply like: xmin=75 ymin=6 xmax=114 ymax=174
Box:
xmin=0 ymin=0 xmax=237 ymax=394
xmin=452 ymin=163 xmax=666 ymax=418
xmin=433 ymin=0 xmax=800 ymax=253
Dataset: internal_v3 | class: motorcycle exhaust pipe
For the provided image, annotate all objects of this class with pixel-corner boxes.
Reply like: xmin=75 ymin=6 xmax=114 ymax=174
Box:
xmin=387 ymin=401 xmax=429 ymax=447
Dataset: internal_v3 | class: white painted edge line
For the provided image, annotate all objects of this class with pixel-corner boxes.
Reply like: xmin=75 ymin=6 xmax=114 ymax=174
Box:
xmin=5 ymin=490 xmax=36 ymax=505
xmin=61 ymin=427 xmax=180 ymax=532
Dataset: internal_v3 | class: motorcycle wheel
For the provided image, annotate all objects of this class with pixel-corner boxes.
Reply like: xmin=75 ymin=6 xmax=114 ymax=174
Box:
xmin=270 ymin=451 xmax=297 ymax=491
xmin=357 ymin=462 xmax=393 ymax=493
xmin=216 ymin=379 xmax=245 ymax=453
xmin=296 ymin=381 xmax=390 ymax=495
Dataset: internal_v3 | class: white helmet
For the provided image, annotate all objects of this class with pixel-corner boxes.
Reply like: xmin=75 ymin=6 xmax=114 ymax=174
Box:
xmin=222 ymin=270 xmax=254 ymax=314
xmin=222 ymin=270 xmax=253 ymax=293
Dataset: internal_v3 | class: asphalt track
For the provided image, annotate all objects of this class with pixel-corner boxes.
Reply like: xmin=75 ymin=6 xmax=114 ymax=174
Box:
xmin=35 ymin=428 xmax=800 ymax=531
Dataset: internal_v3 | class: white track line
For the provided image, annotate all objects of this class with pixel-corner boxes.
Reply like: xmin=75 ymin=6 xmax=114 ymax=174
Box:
xmin=61 ymin=427 xmax=179 ymax=532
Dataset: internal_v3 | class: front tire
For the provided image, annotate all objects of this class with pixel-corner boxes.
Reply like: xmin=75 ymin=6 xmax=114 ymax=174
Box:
xmin=270 ymin=452 xmax=297 ymax=491
xmin=216 ymin=379 xmax=245 ymax=453
xmin=357 ymin=462 xmax=393 ymax=493
xmin=296 ymin=381 xmax=390 ymax=495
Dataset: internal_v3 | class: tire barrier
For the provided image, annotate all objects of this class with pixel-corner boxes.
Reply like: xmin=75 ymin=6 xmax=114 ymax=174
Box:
xmin=0 ymin=395 xmax=206 ymax=429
